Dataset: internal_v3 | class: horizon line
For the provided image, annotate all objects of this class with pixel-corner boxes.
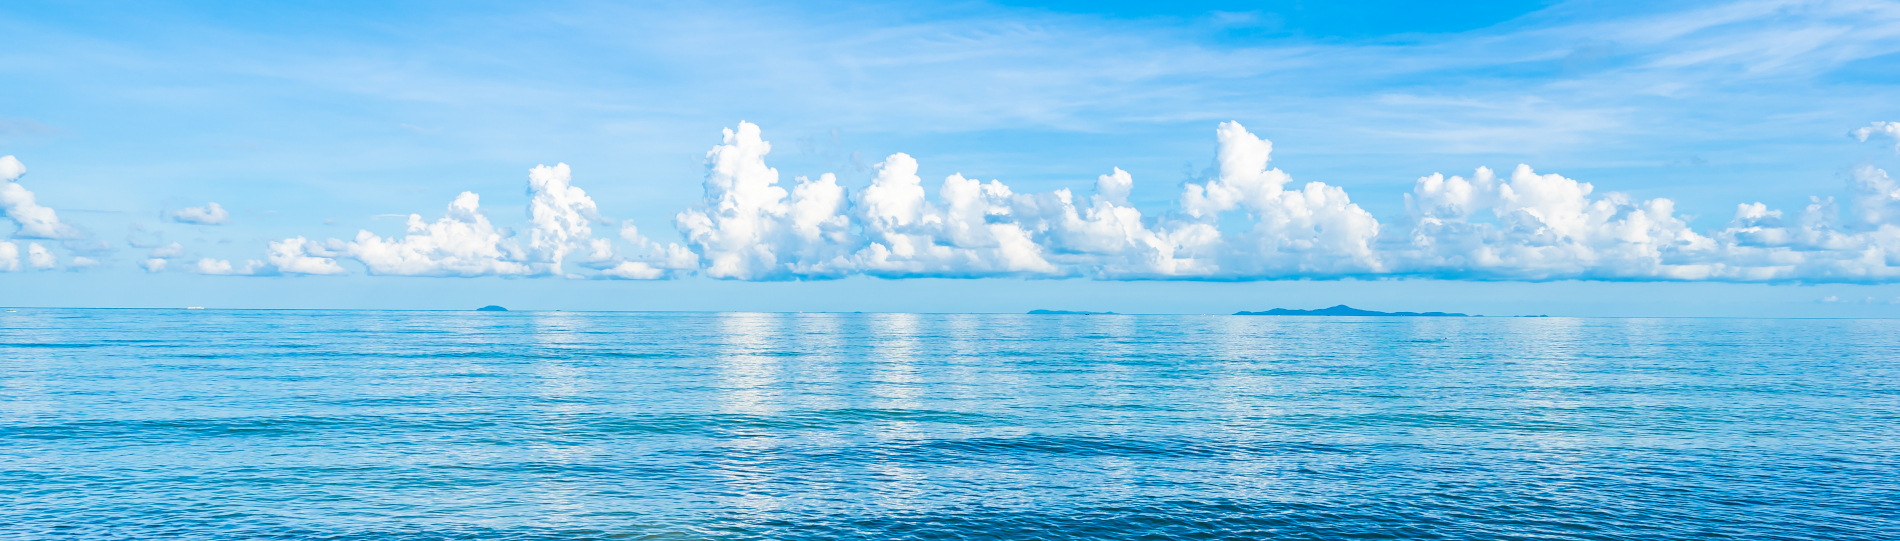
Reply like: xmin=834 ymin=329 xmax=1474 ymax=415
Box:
xmin=6 ymin=306 xmax=1897 ymax=320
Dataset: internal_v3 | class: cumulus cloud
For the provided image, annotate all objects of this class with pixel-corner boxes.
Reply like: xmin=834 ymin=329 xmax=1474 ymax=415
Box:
xmin=596 ymin=222 xmax=697 ymax=279
xmin=0 ymin=156 xmax=82 ymax=239
xmin=662 ymin=120 xmax=1900 ymax=282
xmin=857 ymin=158 xmax=1062 ymax=277
xmin=1849 ymin=165 xmax=1900 ymax=226
xmin=670 ymin=121 xmax=1383 ymax=280
xmin=1385 ymin=164 xmax=1719 ymax=280
xmin=151 ymin=242 xmax=185 ymax=259
xmin=674 ymin=122 xmax=849 ymax=279
xmin=334 ymin=191 xmax=531 ymax=276
xmin=266 ymin=237 xmax=346 ymax=275
xmin=0 ymin=155 xmax=20 ymax=182
xmin=676 ymin=122 xmax=1109 ymax=279
xmin=252 ymin=162 xmax=691 ymax=278
xmin=1854 ymin=121 xmax=1900 ymax=153
xmin=1178 ymin=122 xmax=1383 ymax=276
xmin=526 ymin=163 xmax=602 ymax=275
xmin=0 ymin=241 xmax=18 ymax=271
xmin=26 ymin=242 xmax=56 ymax=269
xmin=171 ymin=202 xmax=231 ymax=225
xmin=69 ymin=256 xmax=98 ymax=269
xmin=141 ymin=258 xmax=166 ymax=273
xmin=249 ymin=120 xmax=1900 ymax=283
xmin=193 ymin=258 xmax=263 ymax=275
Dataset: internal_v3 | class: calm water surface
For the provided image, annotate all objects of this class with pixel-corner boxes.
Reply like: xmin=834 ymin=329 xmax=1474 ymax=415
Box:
xmin=1 ymin=309 xmax=1896 ymax=539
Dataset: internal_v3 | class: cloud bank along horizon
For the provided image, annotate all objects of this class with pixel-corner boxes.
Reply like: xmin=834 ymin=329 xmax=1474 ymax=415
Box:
xmin=6 ymin=121 xmax=1900 ymax=283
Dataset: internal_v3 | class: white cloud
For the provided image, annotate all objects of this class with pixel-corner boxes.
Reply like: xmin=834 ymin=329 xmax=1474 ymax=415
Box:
xmin=674 ymin=122 xmax=855 ymax=279
xmin=141 ymin=258 xmax=167 ymax=273
xmin=69 ymin=256 xmax=98 ymax=268
xmin=649 ymin=120 xmax=1900 ymax=283
xmin=0 ymin=155 xmax=21 ymax=181
xmin=1818 ymin=294 xmax=1898 ymax=305
xmin=27 ymin=243 xmax=56 ymax=269
xmin=1178 ymin=121 xmax=1383 ymax=276
xmin=252 ymin=163 xmax=679 ymax=278
xmin=1850 ymin=165 xmax=1900 ymax=225
xmin=1385 ymin=164 xmax=1717 ymax=280
xmin=193 ymin=257 xmax=263 ymax=275
xmin=670 ymin=121 xmax=1372 ymax=280
xmin=849 ymin=155 xmax=1060 ymax=277
xmin=266 ymin=236 xmax=346 ymax=275
xmin=151 ymin=242 xmax=185 ymax=258
xmin=674 ymin=122 xmax=1110 ymax=279
xmin=525 ymin=163 xmax=603 ymax=275
xmin=337 ymin=192 xmax=532 ymax=277
xmin=1854 ymin=121 xmax=1900 ymax=153
xmin=0 ymin=241 xmax=18 ymax=271
xmin=193 ymin=258 xmax=230 ymax=274
xmin=254 ymin=120 xmax=1900 ymax=284
xmin=1037 ymin=168 xmax=1213 ymax=277
xmin=1409 ymin=160 xmax=1900 ymax=282
xmin=171 ymin=202 xmax=231 ymax=225
xmin=0 ymin=156 xmax=82 ymax=239
xmin=597 ymin=260 xmax=669 ymax=280
xmin=596 ymin=222 xmax=696 ymax=280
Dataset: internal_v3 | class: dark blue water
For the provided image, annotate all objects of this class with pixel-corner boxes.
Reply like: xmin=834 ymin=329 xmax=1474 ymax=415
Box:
xmin=2 ymin=310 xmax=1896 ymax=540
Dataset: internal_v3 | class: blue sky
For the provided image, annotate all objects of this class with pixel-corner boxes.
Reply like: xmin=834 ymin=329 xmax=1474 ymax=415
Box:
xmin=4 ymin=0 xmax=1900 ymax=315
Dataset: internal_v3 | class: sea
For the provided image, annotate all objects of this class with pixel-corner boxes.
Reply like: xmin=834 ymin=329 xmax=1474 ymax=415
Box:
xmin=2 ymin=309 xmax=1896 ymax=540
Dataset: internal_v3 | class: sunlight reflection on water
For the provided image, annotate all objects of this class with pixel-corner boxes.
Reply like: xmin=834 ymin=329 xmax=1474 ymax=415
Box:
xmin=0 ymin=310 xmax=1895 ymax=539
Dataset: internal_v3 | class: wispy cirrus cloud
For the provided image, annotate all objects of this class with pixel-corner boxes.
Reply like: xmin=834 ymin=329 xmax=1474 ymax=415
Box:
xmin=59 ymin=0 xmax=1892 ymax=148
xmin=0 ymin=117 xmax=67 ymax=144
xmin=7 ymin=0 xmax=1900 ymax=285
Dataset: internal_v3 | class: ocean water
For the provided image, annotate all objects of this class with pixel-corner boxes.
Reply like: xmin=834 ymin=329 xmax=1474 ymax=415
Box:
xmin=2 ymin=309 xmax=1897 ymax=540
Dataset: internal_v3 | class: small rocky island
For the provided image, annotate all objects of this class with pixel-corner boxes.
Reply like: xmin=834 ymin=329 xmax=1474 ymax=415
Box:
xmin=476 ymin=305 xmax=508 ymax=311
xmin=1236 ymin=305 xmax=1469 ymax=317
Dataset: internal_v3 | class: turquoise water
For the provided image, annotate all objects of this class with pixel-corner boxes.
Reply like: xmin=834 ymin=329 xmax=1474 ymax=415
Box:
xmin=2 ymin=309 xmax=1896 ymax=539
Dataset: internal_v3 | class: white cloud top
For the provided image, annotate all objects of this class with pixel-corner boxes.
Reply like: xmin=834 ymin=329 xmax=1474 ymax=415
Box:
xmin=171 ymin=202 xmax=231 ymax=225
xmin=0 ymin=156 xmax=21 ymax=181
xmin=673 ymin=122 xmax=845 ymax=279
xmin=150 ymin=242 xmax=185 ymax=259
xmin=27 ymin=243 xmax=56 ymax=269
xmin=0 ymin=241 xmax=19 ymax=272
xmin=599 ymin=222 xmax=696 ymax=280
xmin=193 ymin=258 xmax=263 ymax=275
xmin=259 ymin=163 xmax=693 ymax=278
xmin=252 ymin=120 xmax=1900 ymax=283
xmin=0 ymin=156 xmax=82 ymax=239
xmin=1854 ymin=121 xmax=1900 ymax=153
xmin=336 ymin=191 xmax=532 ymax=277
xmin=525 ymin=163 xmax=601 ymax=275
xmin=267 ymin=237 xmax=346 ymax=275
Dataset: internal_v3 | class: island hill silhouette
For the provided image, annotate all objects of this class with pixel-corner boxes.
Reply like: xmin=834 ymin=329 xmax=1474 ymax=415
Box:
xmin=1236 ymin=305 xmax=1470 ymax=317
xmin=476 ymin=305 xmax=508 ymax=312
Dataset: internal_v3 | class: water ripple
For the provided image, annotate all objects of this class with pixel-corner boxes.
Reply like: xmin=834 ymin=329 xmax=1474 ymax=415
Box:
xmin=1 ymin=310 xmax=1896 ymax=539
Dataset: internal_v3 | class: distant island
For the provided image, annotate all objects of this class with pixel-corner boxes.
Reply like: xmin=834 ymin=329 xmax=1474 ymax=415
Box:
xmin=1028 ymin=310 xmax=1118 ymax=315
xmin=476 ymin=305 xmax=508 ymax=311
xmin=1235 ymin=305 xmax=1469 ymax=317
